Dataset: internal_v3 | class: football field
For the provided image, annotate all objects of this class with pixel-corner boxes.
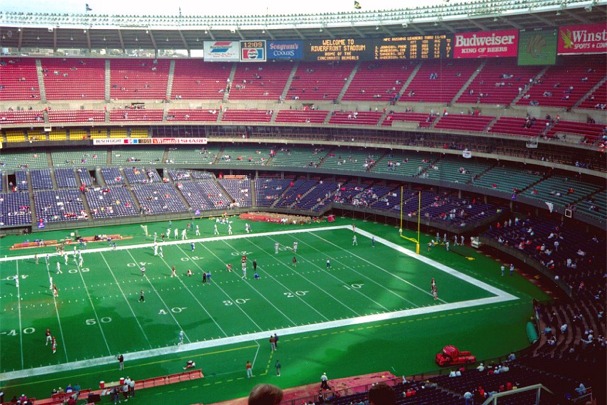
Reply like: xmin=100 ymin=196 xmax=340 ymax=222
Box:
xmin=0 ymin=223 xmax=517 ymax=382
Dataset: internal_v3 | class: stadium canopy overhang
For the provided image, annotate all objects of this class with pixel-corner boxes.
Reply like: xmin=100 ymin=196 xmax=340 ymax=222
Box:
xmin=0 ymin=0 xmax=605 ymax=52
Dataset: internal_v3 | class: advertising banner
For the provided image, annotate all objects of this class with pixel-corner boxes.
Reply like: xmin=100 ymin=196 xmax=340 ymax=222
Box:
xmin=558 ymin=23 xmax=607 ymax=54
xmin=453 ymin=29 xmax=518 ymax=58
xmin=204 ymin=41 xmax=241 ymax=61
xmin=267 ymin=40 xmax=304 ymax=60
xmin=93 ymin=138 xmax=208 ymax=145
xmin=240 ymin=40 xmax=266 ymax=62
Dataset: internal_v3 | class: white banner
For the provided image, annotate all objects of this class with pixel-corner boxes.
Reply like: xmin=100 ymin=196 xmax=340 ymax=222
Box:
xmin=93 ymin=138 xmax=208 ymax=145
xmin=204 ymin=41 xmax=241 ymax=61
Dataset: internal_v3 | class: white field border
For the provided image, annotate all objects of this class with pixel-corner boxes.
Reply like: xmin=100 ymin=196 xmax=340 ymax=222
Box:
xmin=0 ymin=225 xmax=517 ymax=380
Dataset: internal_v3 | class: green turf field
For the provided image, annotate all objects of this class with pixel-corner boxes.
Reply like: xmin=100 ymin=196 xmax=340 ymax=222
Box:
xmin=0 ymin=217 xmax=549 ymax=403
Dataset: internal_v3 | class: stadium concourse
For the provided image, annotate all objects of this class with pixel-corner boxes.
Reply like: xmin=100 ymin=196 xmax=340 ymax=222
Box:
xmin=0 ymin=1 xmax=606 ymax=404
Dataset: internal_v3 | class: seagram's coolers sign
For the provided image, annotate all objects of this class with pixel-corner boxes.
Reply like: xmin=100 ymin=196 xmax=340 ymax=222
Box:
xmin=267 ymin=40 xmax=304 ymax=60
xmin=558 ymin=23 xmax=607 ymax=55
xmin=453 ymin=29 xmax=518 ymax=58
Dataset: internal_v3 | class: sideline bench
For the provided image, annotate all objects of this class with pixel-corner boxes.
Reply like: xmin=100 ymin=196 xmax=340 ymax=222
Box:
xmin=31 ymin=369 xmax=203 ymax=404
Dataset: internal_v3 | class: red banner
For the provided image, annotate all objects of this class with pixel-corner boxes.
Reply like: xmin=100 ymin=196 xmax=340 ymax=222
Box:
xmin=453 ymin=29 xmax=518 ymax=58
xmin=558 ymin=23 xmax=607 ymax=54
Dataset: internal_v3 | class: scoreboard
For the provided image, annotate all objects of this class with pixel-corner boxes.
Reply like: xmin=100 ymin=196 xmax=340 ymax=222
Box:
xmin=305 ymin=38 xmax=373 ymax=61
xmin=375 ymin=34 xmax=453 ymax=60
xmin=304 ymin=35 xmax=453 ymax=61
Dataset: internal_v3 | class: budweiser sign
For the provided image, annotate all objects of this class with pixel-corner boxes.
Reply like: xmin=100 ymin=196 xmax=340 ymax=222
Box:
xmin=454 ymin=29 xmax=518 ymax=58
xmin=558 ymin=23 xmax=607 ymax=54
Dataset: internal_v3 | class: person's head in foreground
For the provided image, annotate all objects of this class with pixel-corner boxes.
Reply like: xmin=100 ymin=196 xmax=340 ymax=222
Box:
xmin=368 ymin=382 xmax=396 ymax=405
xmin=248 ymin=383 xmax=284 ymax=405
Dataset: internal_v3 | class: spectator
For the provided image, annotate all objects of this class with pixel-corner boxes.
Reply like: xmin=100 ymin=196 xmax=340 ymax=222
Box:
xmin=248 ymin=384 xmax=283 ymax=405
xmin=464 ymin=390 xmax=473 ymax=405
xmin=575 ymin=383 xmax=587 ymax=396
xmin=368 ymin=382 xmax=396 ymax=405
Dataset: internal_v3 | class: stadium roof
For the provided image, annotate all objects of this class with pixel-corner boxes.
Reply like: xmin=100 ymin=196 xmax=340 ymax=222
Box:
xmin=0 ymin=0 xmax=605 ymax=52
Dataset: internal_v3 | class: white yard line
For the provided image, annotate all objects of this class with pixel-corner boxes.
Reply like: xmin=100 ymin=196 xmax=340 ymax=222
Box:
xmin=15 ymin=260 xmax=24 ymax=369
xmin=99 ymin=252 xmax=153 ymax=349
xmin=45 ymin=258 xmax=69 ymax=361
xmin=73 ymin=260 xmax=113 ymax=355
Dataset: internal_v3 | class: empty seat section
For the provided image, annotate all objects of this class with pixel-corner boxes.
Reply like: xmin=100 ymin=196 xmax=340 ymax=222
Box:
xmin=0 ymin=58 xmax=40 ymax=100
xmin=171 ymin=60 xmax=231 ymax=100
xmin=286 ymin=62 xmax=352 ymax=101
xmin=30 ymin=169 xmax=54 ymax=190
xmin=488 ymin=117 xmax=548 ymax=137
xmin=342 ymin=60 xmax=416 ymax=102
xmin=268 ymin=146 xmax=328 ymax=168
xmin=110 ymin=147 xmax=165 ymax=166
xmin=578 ymin=81 xmax=607 ymax=110
xmin=54 ymin=168 xmax=80 ymax=188
xmin=328 ymin=111 xmax=382 ymax=126
xmin=166 ymin=108 xmax=219 ymax=122
xmin=434 ymin=114 xmax=494 ymax=132
xmin=109 ymin=108 xmax=163 ymax=122
xmin=48 ymin=109 xmax=105 ymax=123
xmin=545 ymin=120 xmax=606 ymax=144
xmin=0 ymin=192 xmax=32 ymax=226
xmin=516 ymin=55 xmax=606 ymax=108
xmin=41 ymin=58 xmax=105 ymax=100
xmin=275 ymin=109 xmax=328 ymax=124
xmin=228 ymin=62 xmax=292 ymax=101
xmin=86 ymin=186 xmax=139 ymax=218
xmin=132 ymin=183 xmax=188 ymax=214
xmin=457 ymin=59 xmax=542 ymax=105
xmin=222 ymin=109 xmax=272 ymax=123
xmin=34 ymin=189 xmax=87 ymax=222
xmin=254 ymin=178 xmax=293 ymax=207
xmin=218 ymin=178 xmax=253 ymax=208
xmin=51 ymin=150 xmax=107 ymax=168
xmin=110 ymin=59 xmax=170 ymax=100
xmin=402 ymin=59 xmax=479 ymax=103
xmin=166 ymin=146 xmax=221 ymax=165
xmin=0 ymin=110 xmax=44 ymax=125
xmin=382 ymin=111 xmax=436 ymax=128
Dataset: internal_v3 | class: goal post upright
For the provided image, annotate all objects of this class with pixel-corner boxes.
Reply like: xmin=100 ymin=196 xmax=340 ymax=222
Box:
xmin=416 ymin=190 xmax=420 ymax=254
xmin=399 ymin=186 xmax=421 ymax=254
